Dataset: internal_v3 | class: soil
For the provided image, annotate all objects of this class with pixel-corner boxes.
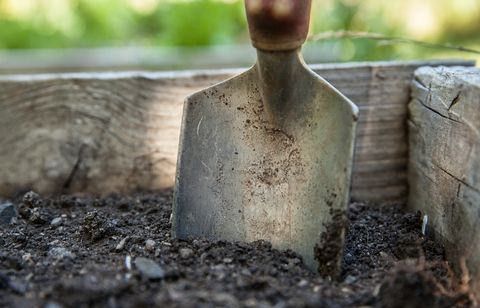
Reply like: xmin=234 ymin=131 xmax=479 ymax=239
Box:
xmin=0 ymin=190 xmax=474 ymax=308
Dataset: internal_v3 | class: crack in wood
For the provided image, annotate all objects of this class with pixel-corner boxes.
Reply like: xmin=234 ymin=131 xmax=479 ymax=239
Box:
xmin=448 ymin=91 xmax=462 ymax=111
xmin=413 ymin=76 xmax=429 ymax=90
xmin=433 ymin=162 xmax=480 ymax=194
xmin=416 ymin=97 xmax=462 ymax=124
xmin=63 ymin=145 xmax=86 ymax=190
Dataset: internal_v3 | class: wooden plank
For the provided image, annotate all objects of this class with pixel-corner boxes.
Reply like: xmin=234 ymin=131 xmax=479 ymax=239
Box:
xmin=352 ymin=171 xmax=407 ymax=189
xmin=351 ymin=185 xmax=408 ymax=203
xmin=408 ymin=66 xmax=480 ymax=295
xmin=0 ymin=60 xmax=474 ymax=202
xmin=353 ymin=157 xmax=407 ymax=174
xmin=356 ymin=120 xmax=405 ymax=137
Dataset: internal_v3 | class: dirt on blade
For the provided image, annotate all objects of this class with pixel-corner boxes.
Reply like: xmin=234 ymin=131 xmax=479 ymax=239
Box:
xmin=0 ymin=190 xmax=474 ymax=307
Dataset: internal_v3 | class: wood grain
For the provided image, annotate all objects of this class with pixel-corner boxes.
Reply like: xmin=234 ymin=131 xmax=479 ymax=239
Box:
xmin=408 ymin=66 xmax=480 ymax=295
xmin=0 ymin=60 xmax=473 ymax=202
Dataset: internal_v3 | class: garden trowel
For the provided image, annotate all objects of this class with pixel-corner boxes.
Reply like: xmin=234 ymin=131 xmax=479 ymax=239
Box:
xmin=172 ymin=0 xmax=358 ymax=276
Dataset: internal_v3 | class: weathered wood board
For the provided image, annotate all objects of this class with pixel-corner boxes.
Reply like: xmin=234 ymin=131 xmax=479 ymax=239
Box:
xmin=0 ymin=60 xmax=473 ymax=202
xmin=408 ymin=66 xmax=480 ymax=294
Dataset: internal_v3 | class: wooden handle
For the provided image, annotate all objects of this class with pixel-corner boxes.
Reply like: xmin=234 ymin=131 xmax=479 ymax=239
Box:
xmin=245 ymin=0 xmax=312 ymax=51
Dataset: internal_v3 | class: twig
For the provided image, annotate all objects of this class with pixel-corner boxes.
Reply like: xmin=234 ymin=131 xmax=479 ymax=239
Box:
xmin=308 ymin=31 xmax=480 ymax=55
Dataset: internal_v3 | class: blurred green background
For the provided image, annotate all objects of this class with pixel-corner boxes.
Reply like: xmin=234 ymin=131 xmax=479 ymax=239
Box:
xmin=0 ymin=0 xmax=478 ymax=72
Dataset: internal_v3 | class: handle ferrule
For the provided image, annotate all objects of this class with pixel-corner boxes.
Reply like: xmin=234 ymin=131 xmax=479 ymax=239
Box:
xmin=245 ymin=0 xmax=312 ymax=51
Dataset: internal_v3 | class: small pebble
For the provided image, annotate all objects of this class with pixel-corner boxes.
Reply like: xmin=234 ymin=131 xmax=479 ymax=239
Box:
xmin=298 ymin=279 xmax=309 ymax=287
xmin=241 ymin=268 xmax=251 ymax=276
xmin=344 ymin=275 xmax=357 ymax=284
xmin=22 ymin=253 xmax=33 ymax=263
xmin=44 ymin=301 xmax=63 ymax=308
xmin=48 ymin=247 xmax=76 ymax=260
xmin=341 ymin=287 xmax=352 ymax=293
xmin=379 ymin=251 xmax=391 ymax=260
xmin=0 ymin=202 xmax=16 ymax=225
xmin=179 ymin=248 xmax=194 ymax=259
xmin=134 ymin=257 xmax=165 ymax=280
xmin=50 ymin=217 xmax=62 ymax=226
xmin=116 ymin=236 xmax=129 ymax=251
xmin=145 ymin=239 xmax=156 ymax=252
xmin=49 ymin=239 xmax=60 ymax=246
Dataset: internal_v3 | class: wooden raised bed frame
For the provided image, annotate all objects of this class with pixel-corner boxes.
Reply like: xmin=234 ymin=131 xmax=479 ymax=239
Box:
xmin=0 ymin=59 xmax=477 ymax=294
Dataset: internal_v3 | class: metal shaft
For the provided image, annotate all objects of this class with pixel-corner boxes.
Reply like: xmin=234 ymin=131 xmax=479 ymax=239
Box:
xmin=255 ymin=49 xmax=305 ymax=125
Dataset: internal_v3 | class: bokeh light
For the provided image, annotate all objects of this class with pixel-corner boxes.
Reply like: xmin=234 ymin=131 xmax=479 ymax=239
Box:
xmin=0 ymin=0 xmax=478 ymax=71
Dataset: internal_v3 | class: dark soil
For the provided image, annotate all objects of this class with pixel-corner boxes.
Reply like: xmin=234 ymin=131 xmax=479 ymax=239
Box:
xmin=0 ymin=190 xmax=474 ymax=307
